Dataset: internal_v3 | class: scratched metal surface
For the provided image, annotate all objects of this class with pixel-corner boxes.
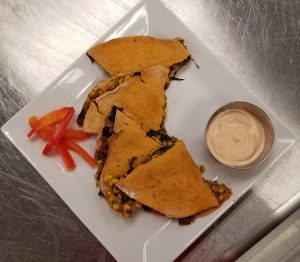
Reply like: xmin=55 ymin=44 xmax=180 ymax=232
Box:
xmin=0 ymin=0 xmax=299 ymax=261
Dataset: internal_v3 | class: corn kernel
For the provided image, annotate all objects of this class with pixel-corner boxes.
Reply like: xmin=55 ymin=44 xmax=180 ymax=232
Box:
xmin=88 ymin=90 xmax=96 ymax=98
xmin=123 ymin=204 xmax=131 ymax=211
xmin=104 ymin=175 xmax=112 ymax=182
xmin=175 ymin=37 xmax=184 ymax=43
xmin=112 ymin=203 xmax=120 ymax=210
xmin=217 ymin=185 xmax=225 ymax=194
xmin=111 ymin=178 xmax=119 ymax=185
xmin=135 ymin=202 xmax=142 ymax=208
xmin=109 ymin=196 xmax=116 ymax=203
xmin=108 ymin=82 xmax=114 ymax=90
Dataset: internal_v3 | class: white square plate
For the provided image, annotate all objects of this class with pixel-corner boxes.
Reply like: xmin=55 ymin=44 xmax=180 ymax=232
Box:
xmin=1 ymin=0 xmax=296 ymax=261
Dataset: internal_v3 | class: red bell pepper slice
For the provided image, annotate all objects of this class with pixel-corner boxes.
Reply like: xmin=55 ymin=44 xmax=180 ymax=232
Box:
xmin=62 ymin=139 xmax=96 ymax=167
xmin=63 ymin=129 xmax=92 ymax=140
xmin=56 ymin=142 xmax=76 ymax=170
xmin=42 ymin=108 xmax=75 ymax=155
xmin=27 ymin=107 xmax=73 ymax=137
xmin=28 ymin=116 xmax=52 ymax=139
xmin=28 ymin=116 xmax=92 ymax=140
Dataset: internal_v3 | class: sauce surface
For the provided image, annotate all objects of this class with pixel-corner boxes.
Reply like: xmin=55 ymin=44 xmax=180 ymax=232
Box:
xmin=206 ymin=109 xmax=265 ymax=167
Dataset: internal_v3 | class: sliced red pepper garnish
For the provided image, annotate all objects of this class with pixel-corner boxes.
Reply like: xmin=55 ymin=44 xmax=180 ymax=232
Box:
xmin=28 ymin=116 xmax=52 ymax=139
xmin=28 ymin=116 xmax=92 ymax=140
xmin=27 ymin=107 xmax=73 ymax=137
xmin=56 ymin=142 xmax=76 ymax=170
xmin=62 ymin=138 xmax=97 ymax=167
xmin=42 ymin=108 xmax=75 ymax=155
xmin=28 ymin=107 xmax=94 ymax=172
xmin=63 ymin=129 xmax=92 ymax=140
xmin=28 ymin=116 xmax=38 ymax=126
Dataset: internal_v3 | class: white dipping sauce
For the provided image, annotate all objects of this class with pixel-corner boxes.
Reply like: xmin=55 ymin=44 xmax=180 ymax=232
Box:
xmin=206 ymin=109 xmax=265 ymax=167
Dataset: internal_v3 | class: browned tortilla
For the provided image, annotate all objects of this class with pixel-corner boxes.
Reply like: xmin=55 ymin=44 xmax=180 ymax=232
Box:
xmin=77 ymin=72 xmax=135 ymax=125
xmin=99 ymin=110 xmax=162 ymax=198
xmin=87 ymin=36 xmax=190 ymax=75
xmin=83 ymin=65 xmax=169 ymax=134
xmin=116 ymin=142 xmax=219 ymax=218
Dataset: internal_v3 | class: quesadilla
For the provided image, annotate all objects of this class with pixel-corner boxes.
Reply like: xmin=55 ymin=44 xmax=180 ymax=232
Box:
xmin=97 ymin=110 xmax=163 ymax=217
xmin=87 ymin=36 xmax=190 ymax=76
xmin=94 ymin=110 xmax=231 ymax=221
xmin=83 ymin=65 xmax=169 ymax=134
xmin=116 ymin=141 xmax=219 ymax=219
xmin=77 ymin=72 xmax=136 ymax=125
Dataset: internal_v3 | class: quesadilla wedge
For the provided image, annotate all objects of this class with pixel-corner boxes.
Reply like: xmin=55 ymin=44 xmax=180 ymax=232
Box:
xmin=87 ymin=36 xmax=190 ymax=76
xmin=77 ymin=72 xmax=136 ymax=125
xmin=116 ymin=141 xmax=219 ymax=219
xmin=178 ymin=179 xmax=232 ymax=225
xmin=97 ymin=110 xmax=163 ymax=217
xmin=83 ymin=65 xmax=169 ymax=134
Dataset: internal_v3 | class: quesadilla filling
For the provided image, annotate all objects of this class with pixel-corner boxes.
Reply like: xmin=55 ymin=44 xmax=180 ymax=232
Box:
xmin=77 ymin=73 xmax=135 ymax=125
xmin=206 ymin=180 xmax=232 ymax=204
xmin=146 ymin=128 xmax=177 ymax=146
xmin=94 ymin=106 xmax=123 ymax=186
xmin=100 ymin=157 xmax=142 ymax=218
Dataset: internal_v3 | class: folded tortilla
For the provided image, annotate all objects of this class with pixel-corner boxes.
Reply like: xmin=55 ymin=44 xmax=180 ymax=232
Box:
xmin=116 ymin=142 xmax=219 ymax=218
xmin=98 ymin=110 xmax=162 ymax=216
xmin=83 ymin=65 xmax=169 ymax=134
xmin=77 ymin=72 xmax=135 ymax=125
xmin=87 ymin=36 xmax=190 ymax=75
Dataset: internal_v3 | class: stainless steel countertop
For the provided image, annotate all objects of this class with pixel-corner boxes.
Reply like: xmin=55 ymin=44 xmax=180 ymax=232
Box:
xmin=0 ymin=0 xmax=299 ymax=261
